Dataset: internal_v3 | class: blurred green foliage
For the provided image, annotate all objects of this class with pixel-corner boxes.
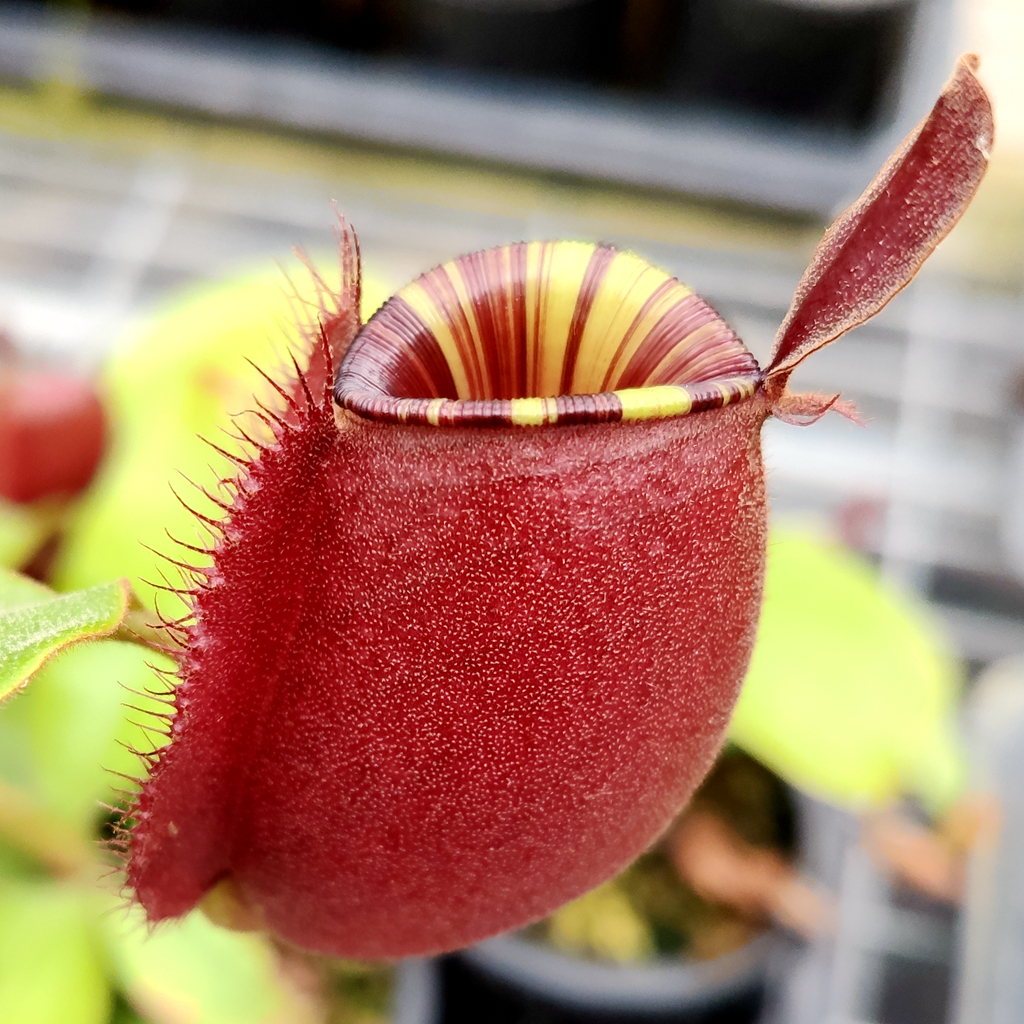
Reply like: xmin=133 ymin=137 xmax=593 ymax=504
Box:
xmin=729 ymin=529 xmax=965 ymax=813
xmin=104 ymin=903 xmax=313 ymax=1024
xmin=0 ymin=879 xmax=110 ymax=1024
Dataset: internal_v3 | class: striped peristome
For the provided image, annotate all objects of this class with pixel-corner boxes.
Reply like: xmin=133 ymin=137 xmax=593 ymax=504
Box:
xmin=335 ymin=241 xmax=760 ymax=427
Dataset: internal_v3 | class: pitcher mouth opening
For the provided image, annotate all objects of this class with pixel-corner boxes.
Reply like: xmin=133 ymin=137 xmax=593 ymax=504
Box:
xmin=334 ymin=242 xmax=762 ymax=427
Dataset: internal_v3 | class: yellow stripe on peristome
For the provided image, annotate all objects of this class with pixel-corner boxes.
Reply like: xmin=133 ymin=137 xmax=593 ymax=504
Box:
xmin=399 ymin=280 xmax=474 ymax=400
xmin=500 ymin=244 xmax=519 ymax=391
xmin=535 ymin=241 xmax=596 ymax=397
xmin=524 ymin=242 xmax=546 ymax=396
xmin=598 ymin=266 xmax=694 ymax=390
xmin=572 ymin=252 xmax=682 ymax=394
xmin=719 ymin=379 xmax=757 ymax=405
xmin=425 ymin=398 xmax=446 ymax=426
xmin=510 ymin=397 xmax=558 ymax=426
xmin=446 ymin=261 xmax=491 ymax=397
xmin=615 ymin=386 xmax=693 ymax=421
xmin=571 ymin=250 xmax=646 ymax=393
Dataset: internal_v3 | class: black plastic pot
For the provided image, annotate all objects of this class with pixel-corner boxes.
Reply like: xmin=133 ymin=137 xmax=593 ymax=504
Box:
xmin=397 ymin=0 xmax=623 ymax=83
xmin=442 ymin=930 xmax=776 ymax=1022
xmin=662 ymin=0 xmax=916 ymax=133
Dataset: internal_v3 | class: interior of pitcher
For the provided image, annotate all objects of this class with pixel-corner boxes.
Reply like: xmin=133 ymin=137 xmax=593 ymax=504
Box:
xmin=334 ymin=241 xmax=762 ymax=427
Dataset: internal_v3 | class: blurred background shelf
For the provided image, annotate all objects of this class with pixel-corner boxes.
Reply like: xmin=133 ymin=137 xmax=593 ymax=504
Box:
xmin=0 ymin=0 xmax=957 ymax=214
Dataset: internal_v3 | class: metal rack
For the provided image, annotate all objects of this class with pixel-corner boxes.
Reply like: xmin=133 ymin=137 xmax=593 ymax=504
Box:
xmin=0 ymin=0 xmax=957 ymax=215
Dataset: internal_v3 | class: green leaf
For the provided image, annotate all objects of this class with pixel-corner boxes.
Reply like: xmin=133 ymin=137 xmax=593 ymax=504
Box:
xmin=104 ymin=905 xmax=315 ymax=1024
xmin=0 ymin=879 xmax=111 ymax=1024
xmin=0 ymin=571 xmax=129 ymax=702
xmin=729 ymin=530 xmax=965 ymax=812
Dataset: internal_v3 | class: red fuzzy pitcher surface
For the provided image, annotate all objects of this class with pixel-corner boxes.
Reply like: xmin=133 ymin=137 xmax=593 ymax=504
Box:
xmin=124 ymin=57 xmax=992 ymax=958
